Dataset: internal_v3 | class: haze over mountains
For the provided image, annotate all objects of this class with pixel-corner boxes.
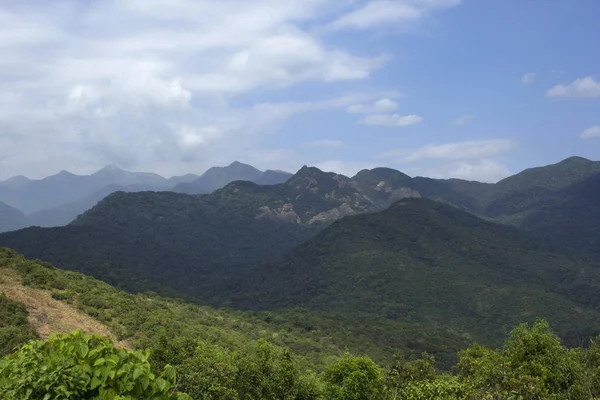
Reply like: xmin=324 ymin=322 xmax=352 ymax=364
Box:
xmin=0 ymin=161 xmax=292 ymax=232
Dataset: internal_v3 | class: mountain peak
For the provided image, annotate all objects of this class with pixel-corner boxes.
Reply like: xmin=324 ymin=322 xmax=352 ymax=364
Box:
xmin=2 ymin=175 xmax=31 ymax=185
xmin=558 ymin=156 xmax=593 ymax=165
xmin=94 ymin=165 xmax=126 ymax=175
xmin=226 ymin=161 xmax=259 ymax=170
xmin=56 ymin=170 xmax=77 ymax=177
xmin=292 ymin=165 xmax=325 ymax=178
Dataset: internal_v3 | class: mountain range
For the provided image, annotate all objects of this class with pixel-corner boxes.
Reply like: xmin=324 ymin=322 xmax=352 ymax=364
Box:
xmin=0 ymin=162 xmax=292 ymax=232
xmin=1 ymin=156 xmax=599 ymax=351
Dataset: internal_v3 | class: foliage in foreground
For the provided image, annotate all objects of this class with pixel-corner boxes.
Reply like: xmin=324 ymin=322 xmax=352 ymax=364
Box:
xmin=0 ymin=330 xmax=190 ymax=400
xmin=5 ymin=320 xmax=600 ymax=399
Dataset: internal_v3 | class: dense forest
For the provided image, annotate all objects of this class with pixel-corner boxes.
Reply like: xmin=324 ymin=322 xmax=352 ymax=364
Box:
xmin=1 ymin=157 xmax=600 ymax=398
xmin=5 ymin=249 xmax=600 ymax=399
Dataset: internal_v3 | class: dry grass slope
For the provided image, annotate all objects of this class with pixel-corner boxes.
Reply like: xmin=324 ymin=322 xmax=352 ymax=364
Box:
xmin=0 ymin=267 xmax=128 ymax=348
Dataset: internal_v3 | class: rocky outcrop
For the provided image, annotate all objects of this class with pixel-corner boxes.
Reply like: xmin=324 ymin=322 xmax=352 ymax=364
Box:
xmin=255 ymin=203 xmax=301 ymax=224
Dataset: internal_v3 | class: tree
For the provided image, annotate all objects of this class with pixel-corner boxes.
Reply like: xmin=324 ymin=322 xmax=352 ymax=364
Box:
xmin=458 ymin=319 xmax=586 ymax=400
xmin=322 ymin=356 xmax=386 ymax=400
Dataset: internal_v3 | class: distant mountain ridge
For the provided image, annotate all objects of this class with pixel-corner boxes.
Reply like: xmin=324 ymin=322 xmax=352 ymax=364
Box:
xmin=1 ymin=156 xmax=599 ymax=257
xmin=173 ymin=161 xmax=292 ymax=194
xmin=5 ymin=155 xmax=597 ymax=297
xmin=0 ymin=164 xmax=423 ymax=295
xmin=0 ymin=201 xmax=28 ymax=234
xmin=1 ymin=156 xmax=600 ymax=353
xmin=0 ymin=162 xmax=292 ymax=231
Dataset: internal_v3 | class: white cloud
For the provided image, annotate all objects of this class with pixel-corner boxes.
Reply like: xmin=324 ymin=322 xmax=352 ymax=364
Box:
xmin=445 ymin=160 xmax=511 ymax=182
xmin=521 ymin=72 xmax=535 ymax=84
xmin=380 ymin=139 xmax=515 ymax=162
xmin=314 ymin=160 xmax=375 ymax=177
xmin=329 ymin=0 xmax=462 ymax=30
xmin=347 ymin=98 xmax=399 ymax=114
xmin=307 ymin=139 xmax=345 ymax=147
xmin=581 ymin=126 xmax=600 ymax=139
xmin=546 ymin=76 xmax=600 ymax=99
xmin=360 ymin=113 xmax=423 ymax=127
xmin=415 ymin=160 xmax=511 ymax=183
xmin=450 ymin=114 xmax=473 ymax=126
xmin=0 ymin=0 xmax=396 ymax=179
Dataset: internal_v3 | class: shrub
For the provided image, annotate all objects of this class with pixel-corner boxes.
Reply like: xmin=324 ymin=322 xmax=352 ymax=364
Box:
xmin=0 ymin=330 xmax=190 ymax=399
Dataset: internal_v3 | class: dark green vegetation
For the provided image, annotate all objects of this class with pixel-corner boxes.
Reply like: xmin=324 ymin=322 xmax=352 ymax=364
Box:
xmin=1 ymin=158 xmax=600 ymax=351
xmin=221 ymin=198 xmax=600 ymax=346
xmin=6 ymin=307 xmax=600 ymax=398
xmin=1 ymin=156 xmax=600 ymax=397
xmin=0 ymin=293 xmax=37 ymax=357
xmin=353 ymin=157 xmax=600 ymax=257
xmin=0 ymin=249 xmax=471 ymax=372
xmin=5 ymin=251 xmax=600 ymax=398
xmin=508 ymin=172 xmax=600 ymax=258
xmin=0 ymin=165 xmax=409 ymax=296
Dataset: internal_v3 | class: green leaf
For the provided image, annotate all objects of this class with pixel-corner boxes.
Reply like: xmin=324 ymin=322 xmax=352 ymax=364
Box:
xmin=91 ymin=376 xmax=102 ymax=390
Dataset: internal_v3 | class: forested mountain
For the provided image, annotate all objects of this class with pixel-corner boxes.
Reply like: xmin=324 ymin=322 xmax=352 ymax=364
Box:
xmin=7 ymin=249 xmax=600 ymax=399
xmin=0 ymin=249 xmax=472 ymax=385
xmin=173 ymin=161 xmax=292 ymax=194
xmin=1 ymin=157 xmax=599 ymax=297
xmin=0 ymin=166 xmax=418 ymax=296
xmin=514 ymin=172 xmax=600 ymax=258
xmin=0 ymin=162 xmax=286 ymax=230
xmin=2 ymin=157 xmax=600 ymax=398
xmin=2 ymin=187 xmax=600 ymax=353
xmin=217 ymin=198 xmax=600 ymax=345
xmin=353 ymin=157 xmax=600 ymax=256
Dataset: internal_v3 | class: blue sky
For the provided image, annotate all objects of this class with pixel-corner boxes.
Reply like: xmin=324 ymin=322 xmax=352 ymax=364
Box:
xmin=0 ymin=0 xmax=599 ymax=182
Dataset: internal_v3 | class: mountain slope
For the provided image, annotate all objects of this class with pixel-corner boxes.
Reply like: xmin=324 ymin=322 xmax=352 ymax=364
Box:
xmin=0 ymin=267 xmax=126 ymax=346
xmin=0 ymin=201 xmax=27 ymax=233
xmin=0 ymin=248 xmax=472 ymax=369
xmin=484 ymin=157 xmax=600 ymax=218
xmin=220 ymin=198 xmax=600 ymax=345
xmin=0 ymin=165 xmax=423 ymax=299
xmin=516 ymin=173 xmax=600 ymax=258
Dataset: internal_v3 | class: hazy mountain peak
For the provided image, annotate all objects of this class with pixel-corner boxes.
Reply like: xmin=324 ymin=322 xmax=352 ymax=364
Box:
xmin=94 ymin=164 xmax=126 ymax=175
xmin=54 ymin=170 xmax=78 ymax=179
xmin=0 ymin=175 xmax=31 ymax=187
xmin=224 ymin=161 xmax=262 ymax=173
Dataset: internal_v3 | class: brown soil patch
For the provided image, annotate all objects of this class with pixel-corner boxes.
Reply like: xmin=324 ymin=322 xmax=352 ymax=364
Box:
xmin=0 ymin=268 xmax=129 ymax=349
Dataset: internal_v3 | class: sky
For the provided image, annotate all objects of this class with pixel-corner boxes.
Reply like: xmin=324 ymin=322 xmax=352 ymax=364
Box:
xmin=0 ymin=0 xmax=599 ymax=182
